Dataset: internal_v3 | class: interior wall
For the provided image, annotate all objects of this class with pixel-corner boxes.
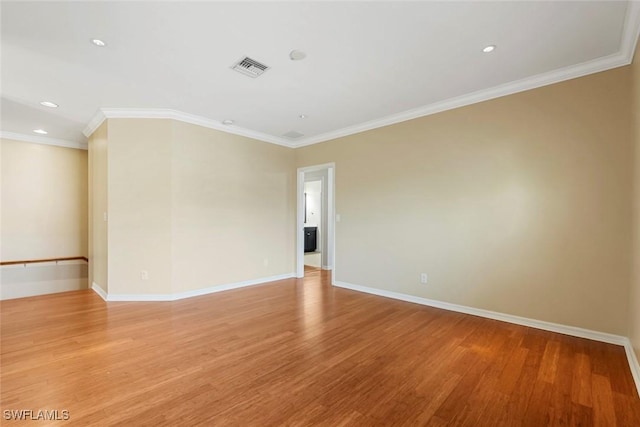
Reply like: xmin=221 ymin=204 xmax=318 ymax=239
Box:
xmin=1 ymin=138 xmax=88 ymax=260
xmin=88 ymin=124 xmax=108 ymax=292
xmin=170 ymin=121 xmax=295 ymax=293
xmin=99 ymin=119 xmax=295 ymax=296
xmin=107 ymin=119 xmax=173 ymax=295
xmin=296 ymin=66 xmax=633 ymax=335
xmin=630 ymin=40 xmax=640 ymax=361
xmin=1 ymin=138 xmax=89 ymax=299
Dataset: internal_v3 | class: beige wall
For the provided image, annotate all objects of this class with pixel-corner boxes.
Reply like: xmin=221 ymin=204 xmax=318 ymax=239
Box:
xmin=88 ymin=124 xmax=108 ymax=292
xmin=107 ymin=119 xmax=173 ymax=295
xmin=296 ymin=67 xmax=633 ymax=335
xmin=630 ymin=41 xmax=640 ymax=361
xmin=1 ymin=138 xmax=88 ymax=298
xmin=100 ymin=119 xmax=295 ymax=296
xmin=1 ymin=138 xmax=88 ymax=261
xmin=171 ymin=121 xmax=295 ymax=293
xmin=85 ymin=54 xmax=635 ymax=339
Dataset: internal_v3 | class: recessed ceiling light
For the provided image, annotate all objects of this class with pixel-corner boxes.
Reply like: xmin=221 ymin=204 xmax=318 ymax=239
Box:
xmin=299 ymin=114 xmax=307 ymax=119
xmin=91 ymin=39 xmax=106 ymax=47
xmin=289 ymin=50 xmax=307 ymax=61
xmin=482 ymin=45 xmax=496 ymax=53
xmin=33 ymin=129 xmax=48 ymax=135
xmin=40 ymin=101 xmax=58 ymax=108
xmin=222 ymin=119 xmax=234 ymax=125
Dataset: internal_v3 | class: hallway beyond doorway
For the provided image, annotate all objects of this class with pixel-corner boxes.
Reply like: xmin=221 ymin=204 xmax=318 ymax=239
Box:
xmin=304 ymin=251 xmax=321 ymax=268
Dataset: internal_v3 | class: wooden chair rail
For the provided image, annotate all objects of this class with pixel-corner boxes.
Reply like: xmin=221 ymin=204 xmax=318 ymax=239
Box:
xmin=0 ymin=256 xmax=88 ymax=266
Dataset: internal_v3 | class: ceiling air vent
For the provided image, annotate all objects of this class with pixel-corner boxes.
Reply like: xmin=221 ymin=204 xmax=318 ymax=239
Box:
xmin=283 ymin=131 xmax=304 ymax=139
xmin=231 ymin=56 xmax=269 ymax=78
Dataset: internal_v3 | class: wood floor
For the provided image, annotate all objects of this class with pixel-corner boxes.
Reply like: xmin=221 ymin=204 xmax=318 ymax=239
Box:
xmin=1 ymin=269 xmax=639 ymax=426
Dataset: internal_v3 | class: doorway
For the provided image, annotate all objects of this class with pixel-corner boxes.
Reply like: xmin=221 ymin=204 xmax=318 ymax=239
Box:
xmin=303 ymin=179 xmax=322 ymax=269
xmin=296 ymin=163 xmax=335 ymax=278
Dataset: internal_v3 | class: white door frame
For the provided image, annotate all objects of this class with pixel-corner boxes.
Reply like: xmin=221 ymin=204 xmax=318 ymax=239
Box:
xmin=297 ymin=163 xmax=335 ymax=278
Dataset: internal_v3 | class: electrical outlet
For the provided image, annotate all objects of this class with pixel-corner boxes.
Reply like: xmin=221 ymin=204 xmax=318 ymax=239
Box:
xmin=420 ymin=273 xmax=428 ymax=284
xmin=141 ymin=270 xmax=149 ymax=280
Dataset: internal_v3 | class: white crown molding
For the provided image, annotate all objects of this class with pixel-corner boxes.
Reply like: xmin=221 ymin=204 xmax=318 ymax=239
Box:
xmin=81 ymin=3 xmax=640 ymax=150
xmin=0 ymin=131 xmax=87 ymax=150
xmin=293 ymin=3 xmax=640 ymax=148
xmin=165 ymin=109 xmax=292 ymax=147
xmin=333 ymin=280 xmax=640 ymax=396
xmin=83 ymin=108 xmax=293 ymax=147
xmin=99 ymin=273 xmax=294 ymax=302
xmin=82 ymin=109 xmax=106 ymax=138
xmin=292 ymin=52 xmax=630 ymax=147
xmin=621 ymin=0 xmax=640 ymax=64
xmin=81 ymin=49 xmax=633 ymax=150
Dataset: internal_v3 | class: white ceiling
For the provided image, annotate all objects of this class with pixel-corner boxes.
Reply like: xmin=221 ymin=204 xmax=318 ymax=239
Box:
xmin=1 ymin=1 xmax=639 ymax=149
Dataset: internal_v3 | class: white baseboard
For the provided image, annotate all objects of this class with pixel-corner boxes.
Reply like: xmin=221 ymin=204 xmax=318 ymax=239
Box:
xmin=333 ymin=281 xmax=626 ymax=344
xmin=88 ymin=274 xmax=640 ymax=397
xmin=100 ymin=273 xmax=295 ymax=302
xmin=321 ymin=265 xmax=333 ymax=271
xmin=91 ymin=282 xmax=108 ymax=301
xmin=333 ymin=280 xmax=640 ymax=397
xmin=623 ymin=340 xmax=640 ymax=398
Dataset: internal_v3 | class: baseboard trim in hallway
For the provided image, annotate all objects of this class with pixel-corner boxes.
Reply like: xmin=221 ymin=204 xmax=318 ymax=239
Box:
xmin=333 ymin=279 xmax=640 ymax=397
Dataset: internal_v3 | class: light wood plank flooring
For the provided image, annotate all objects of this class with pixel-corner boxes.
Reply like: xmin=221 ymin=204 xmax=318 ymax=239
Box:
xmin=1 ymin=269 xmax=639 ymax=426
